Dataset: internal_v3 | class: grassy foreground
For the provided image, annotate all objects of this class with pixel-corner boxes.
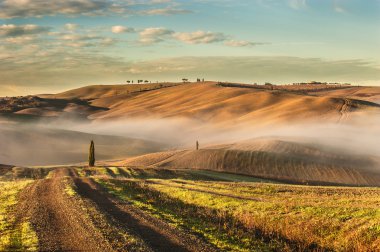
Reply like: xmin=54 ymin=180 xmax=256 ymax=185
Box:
xmin=88 ymin=167 xmax=380 ymax=252
xmin=0 ymin=166 xmax=379 ymax=251
xmin=0 ymin=180 xmax=38 ymax=251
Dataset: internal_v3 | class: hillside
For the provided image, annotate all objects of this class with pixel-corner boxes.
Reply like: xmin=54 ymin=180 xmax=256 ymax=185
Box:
xmin=0 ymin=83 xmax=378 ymax=127
xmin=314 ymin=86 xmax=380 ymax=104
xmin=40 ymin=83 xmax=181 ymax=100
xmin=85 ymin=83 xmax=380 ymax=126
xmin=36 ymin=82 xmax=380 ymax=125
xmin=112 ymin=138 xmax=380 ymax=186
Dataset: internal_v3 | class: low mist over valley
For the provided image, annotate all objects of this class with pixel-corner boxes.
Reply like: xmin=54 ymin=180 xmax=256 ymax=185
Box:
xmin=1 ymin=82 xmax=380 ymax=186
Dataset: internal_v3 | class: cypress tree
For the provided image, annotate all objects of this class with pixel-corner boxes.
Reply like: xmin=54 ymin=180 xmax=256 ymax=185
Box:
xmin=89 ymin=140 xmax=95 ymax=167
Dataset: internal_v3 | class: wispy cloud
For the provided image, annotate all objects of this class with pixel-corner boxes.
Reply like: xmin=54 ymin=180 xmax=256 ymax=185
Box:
xmin=0 ymin=0 xmax=110 ymax=19
xmin=0 ymin=24 xmax=50 ymax=37
xmin=333 ymin=0 xmax=346 ymax=13
xmin=111 ymin=25 xmax=135 ymax=34
xmin=64 ymin=23 xmax=80 ymax=31
xmin=0 ymin=0 xmax=191 ymax=19
xmin=288 ymin=0 xmax=307 ymax=10
xmin=138 ymin=7 xmax=192 ymax=16
xmin=173 ymin=31 xmax=228 ymax=44
xmin=139 ymin=27 xmax=174 ymax=44
xmin=224 ymin=40 xmax=269 ymax=47
xmin=134 ymin=27 xmax=264 ymax=46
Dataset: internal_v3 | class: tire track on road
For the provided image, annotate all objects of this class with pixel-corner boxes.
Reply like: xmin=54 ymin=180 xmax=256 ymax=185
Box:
xmin=74 ymin=178 xmax=215 ymax=252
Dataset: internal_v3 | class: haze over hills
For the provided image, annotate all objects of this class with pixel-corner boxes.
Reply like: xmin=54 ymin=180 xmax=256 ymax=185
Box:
xmin=1 ymin=81 xmax=380 ymax=186
xmin=0 ymin=124 xmax=164 ymax=166
xmin=111 ymin=137 xmax=380 ymax=186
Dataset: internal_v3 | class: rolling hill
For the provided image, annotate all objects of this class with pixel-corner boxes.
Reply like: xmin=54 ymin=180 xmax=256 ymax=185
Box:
xmin=46 ymin=82 xmax=380 ymax=127
xmin=0 ymin=82 xmax=378 ymax=128
xmin=314 ymin=86 xmax=380 ymax=104
xmin=111 ymin=137 xmax=380 ymax=186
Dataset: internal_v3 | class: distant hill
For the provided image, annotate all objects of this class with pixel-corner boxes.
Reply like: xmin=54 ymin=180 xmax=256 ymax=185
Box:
xmin=313 ymin=86 xmax=380 ymax=104
xmin=112 ymin=138 xmax=380 ymax=186
xmin=0 ymin=82 xmax=377 ymax=127
xmin=40 ymin=83 xmax=181 ymax=100
xmin=76 ymin=82 xmax=380 ymax=125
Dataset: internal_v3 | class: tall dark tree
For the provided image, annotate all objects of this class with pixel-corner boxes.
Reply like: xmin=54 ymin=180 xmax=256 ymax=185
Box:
xmin=89 ymin=140 xmax=95 ymax=167
xmin=196 ymin=140 xmax=199 ymax=150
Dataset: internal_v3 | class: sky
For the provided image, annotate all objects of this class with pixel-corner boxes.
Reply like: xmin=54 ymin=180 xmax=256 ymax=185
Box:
xmin=0 ymin=0 xmax=379 ymax=95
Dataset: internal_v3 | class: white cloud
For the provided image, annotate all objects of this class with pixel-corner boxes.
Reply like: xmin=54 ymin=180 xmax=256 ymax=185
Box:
xmin=136 ymin=27 xmax=266 ymax=47
xmin=139 ymin=27 xmax=174 ymax=44
xmin=4 ymin=36 xmax=35 ymax=44
xmin=224 ymin=40 xmax=268 ymax=47
xmin=0 ymin=0 xmax=111 ymax=18
xmin=0 ymin=0 xmax=192 ymax=18
xmin=173 ymin=31 xmax=228 ymax=44
xmin=139 ymin=7 xmax=192 ymax=16
xmin=111 ymin=25 xmax=135 ymax=34
xmin=64 ymin=23 xmax=79 ymax=31
xmin=0 ymin=24 xmax=50 ymax=37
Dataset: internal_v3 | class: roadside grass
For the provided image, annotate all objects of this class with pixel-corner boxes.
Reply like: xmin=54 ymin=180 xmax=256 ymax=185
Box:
xmin=187 ymin=170 xmax=276 ymax=183
xmin=63 ymin=177 xmax=77 ymax=197
xmin=0 ymin=180 xmax=38 ymax=251
xmin=98 ymin=178 xmax=380 ymax=251
xmin=98 ymin=179 xmax=288 ymax=251
xmin=80 ymin=166 xmax=215 ymax=181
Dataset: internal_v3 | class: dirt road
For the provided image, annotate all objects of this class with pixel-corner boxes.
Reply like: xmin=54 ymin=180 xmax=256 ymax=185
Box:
xmin=13 ymin=168 xmax=112 ymax=251
xmin=11 ymin=167 xmax=215 ymax=251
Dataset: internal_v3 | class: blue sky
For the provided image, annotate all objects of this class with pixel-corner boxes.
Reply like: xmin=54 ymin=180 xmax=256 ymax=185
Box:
xmin=0 ymin=0 xmax=379 ymax=95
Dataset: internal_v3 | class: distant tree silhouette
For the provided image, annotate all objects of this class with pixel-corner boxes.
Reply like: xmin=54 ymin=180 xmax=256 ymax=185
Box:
xmin=89 ymin=140 xmax=95 ymax=167
xmin=196 ymin=140 xmax=199 ymax=150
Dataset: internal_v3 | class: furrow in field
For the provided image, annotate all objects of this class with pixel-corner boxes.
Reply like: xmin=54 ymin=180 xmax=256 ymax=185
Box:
xmin=147 ymin=180 xmax=264 ymax=202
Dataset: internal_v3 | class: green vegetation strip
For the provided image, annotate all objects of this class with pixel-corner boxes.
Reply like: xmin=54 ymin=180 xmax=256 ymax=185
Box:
xmin=99 ymin=178 xmax=380 ymax=251
xmin=98 ymin=179 xmax=287 ymax=251
xmin=0 ymin=181 xmax=38 ymax=251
